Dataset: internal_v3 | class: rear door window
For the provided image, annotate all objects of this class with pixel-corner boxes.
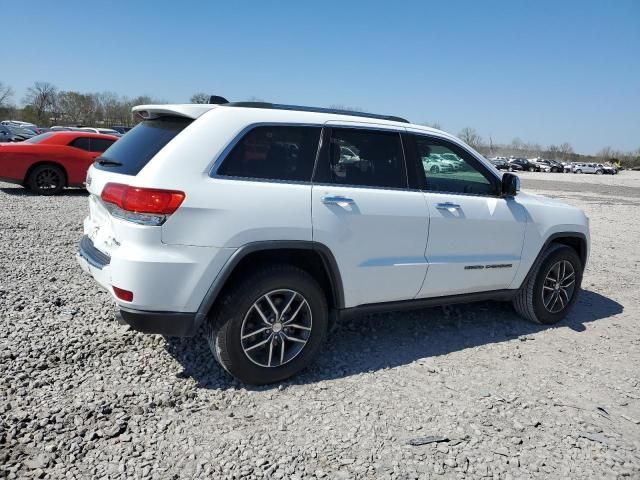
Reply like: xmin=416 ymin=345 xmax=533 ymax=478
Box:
xmin=217 ymin=126 xmax=321 ymax=182
xmin=93 ymin=116 xmax=192 ymax=175
xmin=314 ymin=128 xmax=407 ymax=189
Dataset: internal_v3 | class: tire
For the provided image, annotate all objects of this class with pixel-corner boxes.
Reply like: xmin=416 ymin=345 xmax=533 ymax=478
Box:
xmin=596 ymin=170 xmax=603 ymax=175
xmin=529 ymin=167 xmax=535 ymax=172
xmin=27 ymin=164 xmax=65 ymax=195
xmin=575 ymin=169 xmax=582 ymax=174
xmin=205 ymin=264 xmax=328 ymax=385
xmin=513 ymin=243 xmax=583 ymax=325
xmin=430 ymin=165 xmax=440 ymax=174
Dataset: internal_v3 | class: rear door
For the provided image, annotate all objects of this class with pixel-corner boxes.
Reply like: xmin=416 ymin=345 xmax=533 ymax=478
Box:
xmin=404 ymin=133 xmax=527 ymax=297
xmin=311 ymin=125 xmax=429 ymax=307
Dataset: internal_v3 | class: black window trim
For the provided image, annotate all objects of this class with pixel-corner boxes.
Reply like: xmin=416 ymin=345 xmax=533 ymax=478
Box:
xmin=404 ymin=132 xmax=503 ymax=198
xmin=311 ymin=125 xmax=410 ymax=191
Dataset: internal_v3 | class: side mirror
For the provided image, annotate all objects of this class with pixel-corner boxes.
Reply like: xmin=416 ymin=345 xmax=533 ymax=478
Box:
xmin=502 ymin=172 xmax=520 ymax=197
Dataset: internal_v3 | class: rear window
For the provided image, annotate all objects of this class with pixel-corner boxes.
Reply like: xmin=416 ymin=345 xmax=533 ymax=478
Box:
xmin=24 ymin=132 xmax=55 ymax=144
xmin=94 ymin=116 xmax=191 ymax=175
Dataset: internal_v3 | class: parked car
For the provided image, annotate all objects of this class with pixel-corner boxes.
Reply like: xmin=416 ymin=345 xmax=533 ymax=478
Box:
xmin=0 ymin=125 xmax=14 ymax=142
xmin=535 ymin=159 xmax=565 ymax=173
xmin=1 ymin=120 xmax=37 ymax=129
xmin=76 ymin=100 xmax=590 ymax=385
xmin=573 ymin=163 xmax=604 ymax=174
xmin=79 ymin=127 xmax=122 ymax=136
xmin=596 ymin=163 xmax=617 ymax=174
xmin=0 ymin=125 xmax=37 ymax=142
xmin=0 ymin=131 xmax=118 ymax=194
xmin=111 ymin=125 xmax=133 ymax=134
xmin=490 ymin=158 xmax=522 ymax=171
xmin=509 ymin=158 xmax=541 ymax=172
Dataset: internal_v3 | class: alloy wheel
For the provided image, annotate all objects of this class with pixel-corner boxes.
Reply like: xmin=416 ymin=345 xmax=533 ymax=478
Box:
xmin=240 ymin=289 xmax=313 ymax=368
xmin=542 ymin=260 xmax=576 ymax=314
xmin=35 ymin=168 xmax=61 ymax=191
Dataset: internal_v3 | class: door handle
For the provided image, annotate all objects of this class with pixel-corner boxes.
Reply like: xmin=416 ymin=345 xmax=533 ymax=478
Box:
xmin=436 ymin=202 xmax=461 ymax=210
xmin=321 ymin=195 xmax=355 ymax=206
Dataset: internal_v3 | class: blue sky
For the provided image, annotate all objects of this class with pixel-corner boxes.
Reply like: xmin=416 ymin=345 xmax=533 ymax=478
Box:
xmin=3 ymin=0 xmax=638 ymax=154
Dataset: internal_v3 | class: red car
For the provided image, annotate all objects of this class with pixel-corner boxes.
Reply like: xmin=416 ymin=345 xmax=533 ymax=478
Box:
xmin=0 ymin=131 xmax=118 ymax=195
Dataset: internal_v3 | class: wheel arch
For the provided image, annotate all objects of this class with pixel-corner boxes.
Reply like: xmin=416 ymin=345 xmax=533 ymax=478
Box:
xmin=194 ymin=241 xmax=344 ymax=330
xmin=24 ymin=161 xmax=68 ymax=187
xmin=523 ymin=232 xmax=588 ymax=285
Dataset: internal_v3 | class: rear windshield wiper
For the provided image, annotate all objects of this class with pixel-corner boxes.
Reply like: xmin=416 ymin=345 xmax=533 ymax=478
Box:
xmin=96 ymin=157 xmax=123 ymax=167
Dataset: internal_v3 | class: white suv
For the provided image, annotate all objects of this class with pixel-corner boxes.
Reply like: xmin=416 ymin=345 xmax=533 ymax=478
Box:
xmin=77 ymin=100 xmax=590 ymax=384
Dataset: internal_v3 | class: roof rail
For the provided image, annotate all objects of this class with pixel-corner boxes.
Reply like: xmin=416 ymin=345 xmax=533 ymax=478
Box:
xmin=221 ymin=101 xmax=410 ymax=124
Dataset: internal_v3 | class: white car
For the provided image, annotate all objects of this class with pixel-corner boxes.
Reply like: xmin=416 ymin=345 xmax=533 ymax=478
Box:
xmin=79 ymin=127 xmax=122 ymax=136
xmin=573 ymin=163 xmax=604 ymax=174
xmin=77 ymin=100 xmax=590 ymax=384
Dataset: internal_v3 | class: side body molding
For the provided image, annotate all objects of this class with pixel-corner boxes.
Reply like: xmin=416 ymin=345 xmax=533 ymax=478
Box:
xmin=193 ymin=240 xmax=344 ymax=330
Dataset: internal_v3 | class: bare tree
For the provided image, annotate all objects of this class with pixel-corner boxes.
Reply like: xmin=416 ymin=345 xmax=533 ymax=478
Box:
xmin=458 ymin=127 xmax=483 ymax=149
xmin=190 ymin=92 xmax=210 ymax=104
xmin=57 ymin=91 xmax=100 ymax=125
xmin=0 ymin=81 xmax=14 ymax=108
xmin=23 ymin=82 xmax=58 ymax=124
xmin=558 ymin=142 xmax=573 ymax=159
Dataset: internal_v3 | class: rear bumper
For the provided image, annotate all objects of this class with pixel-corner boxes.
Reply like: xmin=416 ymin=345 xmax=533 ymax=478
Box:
xmin=118 ymin=307 xmax=198 ymax=337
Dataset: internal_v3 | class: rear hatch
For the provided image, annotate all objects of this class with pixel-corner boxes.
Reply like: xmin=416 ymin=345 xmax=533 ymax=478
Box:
xmin=84 ymin=114 xmax=196 ymax=257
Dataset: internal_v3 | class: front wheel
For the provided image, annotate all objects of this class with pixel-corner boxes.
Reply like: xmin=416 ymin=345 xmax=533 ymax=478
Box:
xmin=205 ymin=265 xmax=328 ymax=384
xmin=27 ymin=164 xmax=65 ymax=195
xmin=513 ymin=244 xmax=583 ymax=324
xmin=529 ymin=167 xmax=535 ymax=172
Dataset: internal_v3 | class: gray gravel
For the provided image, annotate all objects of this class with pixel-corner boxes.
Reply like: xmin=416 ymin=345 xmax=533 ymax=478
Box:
xmin=1 ymin=172 xmax=640 ymax=479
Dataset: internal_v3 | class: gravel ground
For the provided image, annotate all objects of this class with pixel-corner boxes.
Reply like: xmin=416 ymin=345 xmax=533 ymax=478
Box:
xmin=1 ymin=171 xmax=639 ymax=479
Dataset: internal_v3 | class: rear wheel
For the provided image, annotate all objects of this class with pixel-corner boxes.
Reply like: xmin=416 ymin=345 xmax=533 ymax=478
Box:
xmin=205 ymin=265 xmax=328 ymax=384
xmin=529 ymin=167 xmax=535 ymax=172
xmin=430 ymin=165 xmax=440 ymax=173
xmin=27 ymin=164 xmax=65 ymax=195
xmin=575 ymin=169 xmax=582 ymax=174
xmin=513 ymin=243 xmax=583 ymax=324
xmin=596 ymin=170 xmax=603 ymax=175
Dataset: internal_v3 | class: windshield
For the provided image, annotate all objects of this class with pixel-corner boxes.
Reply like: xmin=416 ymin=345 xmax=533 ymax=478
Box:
xmin=93 ymin=116 xmax=192 ymax=175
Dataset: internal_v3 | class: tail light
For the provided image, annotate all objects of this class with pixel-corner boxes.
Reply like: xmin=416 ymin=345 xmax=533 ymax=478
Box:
xmin=101 ymin=182 xmax=185 ymax=226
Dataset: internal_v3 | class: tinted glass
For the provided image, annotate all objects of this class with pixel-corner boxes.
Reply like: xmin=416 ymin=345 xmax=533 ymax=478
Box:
xmin=218 ymin=126 xmax=321 ymax=181
xmin=94 ymin=117 xmax=192 ymax=175
xmin=316 ymin=128 xmax=406 ymax=188
xmin=415 ymin=136 xmax=496 ymax=195
xmin=90 ymin=138 xmax=115 ymax=152
xmin=70 ymin=137 xmax=91 ymax=151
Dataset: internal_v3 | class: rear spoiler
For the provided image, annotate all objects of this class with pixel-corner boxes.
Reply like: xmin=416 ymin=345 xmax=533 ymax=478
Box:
xmin=132 ymin=104 xmax=216 ymax=120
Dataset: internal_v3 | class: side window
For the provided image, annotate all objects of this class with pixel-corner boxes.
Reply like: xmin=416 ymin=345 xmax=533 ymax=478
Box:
xmin=315 ymin=128 xmax=406 ymax=188
xmin=414 ymin=136 xmax=497 ymax=195
xmin=217 ymin=126 xmax=321 ymax=181
xmin=70 ymin=137 xmax=90 ymax=151
xmin=90 ymin=138 xmax=115 ymax=153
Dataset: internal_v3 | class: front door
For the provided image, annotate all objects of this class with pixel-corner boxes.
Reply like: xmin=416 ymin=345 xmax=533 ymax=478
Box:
xmin=405 ymin=133 xmax=527 ymax=298
xmin=312 ymin=126 xmax=429 ymax=307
